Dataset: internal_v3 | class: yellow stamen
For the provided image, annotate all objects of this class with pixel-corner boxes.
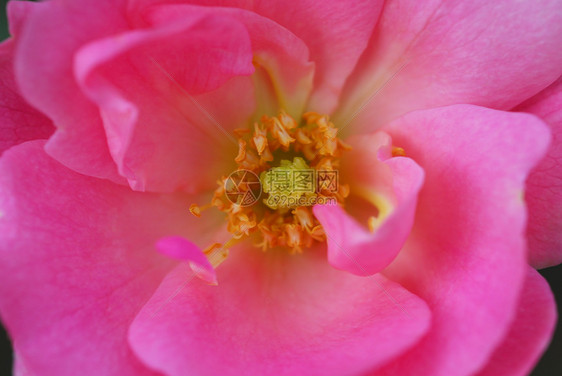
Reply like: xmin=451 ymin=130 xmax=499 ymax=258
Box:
xmin=195 ymin=111 xmax=352 ymax=254
xmin=269 ymin=117 xmax=295 ymax=148
xmin=189 ymin=203 xmax=213 ymax=217
xmin=203 ymin=242 xmax=223 ymax=255
xmin=368 ymin=216 xmax=377 ymax=233
xmin=392 ymin=146 xmax=406 ymax=157
xmin=293 ymin=207 xmax=315 ymax=232
xmin=252 ymin=123 xmax=268 ymax=155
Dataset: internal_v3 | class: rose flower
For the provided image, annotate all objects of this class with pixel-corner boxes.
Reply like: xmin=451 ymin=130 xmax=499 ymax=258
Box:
xmin=0 ymin=0 xmax=561 ymax=375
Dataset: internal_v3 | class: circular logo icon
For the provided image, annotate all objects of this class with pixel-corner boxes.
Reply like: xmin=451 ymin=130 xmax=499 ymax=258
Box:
xmin=224 ymin=170 xmax=262 ymax=207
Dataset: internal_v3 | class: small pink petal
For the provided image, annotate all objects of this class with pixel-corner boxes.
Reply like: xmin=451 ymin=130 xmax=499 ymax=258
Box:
xmin=156 ymin=236 xmax=217 ymax=285
xmin=313 ymin=147 xmax=424 ymax=276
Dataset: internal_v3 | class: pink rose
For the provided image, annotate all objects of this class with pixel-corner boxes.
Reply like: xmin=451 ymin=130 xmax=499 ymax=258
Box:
xmin=0 ymin=0 xmax=561 ymax=375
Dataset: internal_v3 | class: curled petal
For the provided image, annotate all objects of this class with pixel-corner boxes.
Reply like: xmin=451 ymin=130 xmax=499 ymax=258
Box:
xmin=145 ymin=4 xmax=315 ymax=118
xmin=314 ymin=132 xmax=424 ymax=275
xmin=75 ymin=8 xmax=254 ymax=192
xmin=15 ymin=0 xmax=130 ymax=182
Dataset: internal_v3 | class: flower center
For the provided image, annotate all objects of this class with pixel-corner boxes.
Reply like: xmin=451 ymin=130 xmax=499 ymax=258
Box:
xmin=192 ymin=111 xmax=351 ymax=254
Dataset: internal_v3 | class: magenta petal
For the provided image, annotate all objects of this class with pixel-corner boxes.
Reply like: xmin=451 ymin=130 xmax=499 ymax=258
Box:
xmin=475 ymin=268 xmax=557 ymax=376
xmin=0 ymin=40 xmax=53 ymax=156
xmin=337 ymin=0 xmax=562 ymax=131
xmin=75 ymin=8 xmax=254 ymax=192
xmin=376 ymin=105 xmax=551 ymax=375
xmin=314 ymin=148 xmax=424 ymax=276
xmin=517 ymin=77 xmax=562 ymax=268
xmin=253 ymin=0 xmax=384 ymax=113
xmin=0 ymin=141 xmax=217 ymax=375
xmin=133 ymin=0 xmax=383 ymax=114
xmin=129 ymin=246 xmax=431 ymax=375
xmin=156 ymin=236 xmax=217 ymax=285
xmin=14 ymin=0 xmax=129 ymax=183
xmin=6 ymin=0 xmax=36 ymax=37
xmin=146 ymin=4 xmax=315 ymax=118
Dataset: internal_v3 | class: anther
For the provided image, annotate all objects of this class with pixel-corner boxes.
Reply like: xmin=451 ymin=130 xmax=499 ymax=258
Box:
xmin=368 ymin=216 xmax=377 ymax=233
xmin=392 ymin=146 xmax=406 ymax=157
xmin=189 ymin=203 xmax=213 ymax=217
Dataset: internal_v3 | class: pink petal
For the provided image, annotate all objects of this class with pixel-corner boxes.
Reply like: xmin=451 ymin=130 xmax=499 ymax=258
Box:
xmin=516 ymin=77 xmax=562 ymax=268
xmin=134 ymin=0 xmax=384 ymax=113
xmin=75 ymin=8 xmax=254 ymax=192
xmin=253 ymin=0 xmax=384 ymax=113
xmin=156 ymin=236 xmax=217 ymax=285
xmin=475 ymin=268 xmax=557 ymax=376
xmin=14 ymin=0 xmax=130 ymax=183
xmin=6 ymin=0 xmax=36 ymax=37
xmin=313 ymin=132 xmax=424 ymax=276
xmin=0 ymin=39 xmax=53 ymax=156
xmin=13 ymin=349 xmax=31 ymax=376
xmin=376 ymin=105 xmax=551 ymax=375
xmin=0 ymin=141 xmax=217 ymax=375
xmin=129 ymin=246 xmax=431 ymax=375
xmin=336 ymin=0 xmax=562 ymax=131
xmin=139 ymin=0 xmax=383 ymax=113
xmin=145 ymin=4 xmax=315 ymax=118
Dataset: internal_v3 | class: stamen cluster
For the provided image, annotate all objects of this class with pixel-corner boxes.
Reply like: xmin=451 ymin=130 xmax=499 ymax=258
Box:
xmin=194 ymin=111 xmax=351 ymax=254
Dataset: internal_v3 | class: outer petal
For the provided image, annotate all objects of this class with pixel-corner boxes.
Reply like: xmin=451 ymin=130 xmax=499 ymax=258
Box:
xmin=475 ymin=268 xmax=557 ymax=376
xmin=0 ymin=40 xmax=53 ymax=156
xmin=131 ymin=0 xmax=384 ymax=114
xmin=516 ymin=77 xmax=562 ymax=268
xmin=75 ymin=7 xmax=254 ymax=192
xmin=14 ymin=0 xmax=129 ymax=182
xmin=335 ymin=0 xmax=562 ymax=131
xmin=314 ymin=132 xmax=424 ymax=276
xmin=144 ymin=4 xmax=315 ymax=119
xmin=0 ymin=141 xmax=218 ymax=375
xmin=129 ymin=247 xmax=431 ymax=376
xmin=377 ymin=105 xmax=550 ymax=376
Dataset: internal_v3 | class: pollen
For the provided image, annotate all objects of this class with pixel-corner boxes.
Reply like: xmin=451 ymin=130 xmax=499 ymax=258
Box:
xmin=392 ymin=146 xmax=406 ymax=157
xmin=193 ymin=111 xmax=351 ymax=254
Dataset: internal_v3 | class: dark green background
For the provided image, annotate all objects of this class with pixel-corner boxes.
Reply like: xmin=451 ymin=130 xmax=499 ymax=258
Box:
xmin=0 ymin=0 xmax=559 ymax=375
